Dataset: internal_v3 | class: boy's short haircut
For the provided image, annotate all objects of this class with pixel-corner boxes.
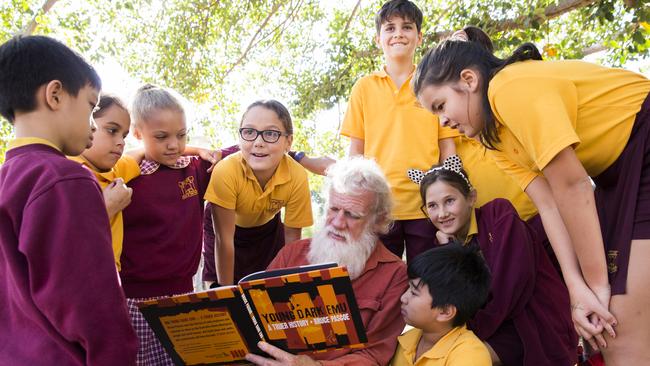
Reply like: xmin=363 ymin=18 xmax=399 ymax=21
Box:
xmin=0 ymin=35 xmax=101 ymax=123
xmin=408 ymin=243 xmax=491 ymax=327
xmin=375 ymin=0 xmax=423 ymax=34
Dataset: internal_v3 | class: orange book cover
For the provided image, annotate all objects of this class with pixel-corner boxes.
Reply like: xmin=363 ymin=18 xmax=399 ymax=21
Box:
xmin=137 ymin=263 xmax=367 ymax=365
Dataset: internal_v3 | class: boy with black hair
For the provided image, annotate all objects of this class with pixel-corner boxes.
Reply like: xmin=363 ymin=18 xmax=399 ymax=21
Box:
xmin=0 ymin=35 xmax=137 ymax=364
xmin=341 ymin=0 xmax=458 ymax=262
xmin=391 ymin=244 xmax=491 ymax=366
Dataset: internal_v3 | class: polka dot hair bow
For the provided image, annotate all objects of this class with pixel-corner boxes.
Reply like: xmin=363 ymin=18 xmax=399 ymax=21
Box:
xmin=407 ymin=154 xmax=473 ymax=189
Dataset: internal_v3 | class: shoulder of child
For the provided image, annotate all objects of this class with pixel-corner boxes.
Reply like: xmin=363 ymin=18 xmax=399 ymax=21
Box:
xmin=446 ymin=328 xmax=491 ymax=366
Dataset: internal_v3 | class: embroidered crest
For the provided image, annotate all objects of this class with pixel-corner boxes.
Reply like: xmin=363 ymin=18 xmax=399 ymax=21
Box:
xmin=178 ymin=176 xmax=198 ymax=200
xmin=607 ymin=250 xmax=618 ymax=274
xmin=268 ymin=199 xmax=284 ymax=212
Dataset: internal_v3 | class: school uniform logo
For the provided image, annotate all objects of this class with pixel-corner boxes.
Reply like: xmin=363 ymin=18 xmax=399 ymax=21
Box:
xmin=268 ymin=199 xmax=285 ymax=212
xmin=607 ymin=250 xmax=618 ymax=273
xmin=178 ymin=176 xmax=198 ymax=200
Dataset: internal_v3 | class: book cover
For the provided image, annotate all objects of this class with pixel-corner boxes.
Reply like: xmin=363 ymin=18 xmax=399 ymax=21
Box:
xmin=137 ymin=263 xmax=367 ymax=365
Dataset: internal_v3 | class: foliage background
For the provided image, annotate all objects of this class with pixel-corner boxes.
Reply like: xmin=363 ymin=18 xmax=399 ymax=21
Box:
xmin=1 ymin=0 xmax=649 ymax=219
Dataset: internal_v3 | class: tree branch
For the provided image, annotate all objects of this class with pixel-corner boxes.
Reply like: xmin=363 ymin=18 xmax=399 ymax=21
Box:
xmin=21 ymin=0 xmax=59 ymax=35
xmin=430 ymin=0 xmax=598 ymax=41
xmin=343 ymin=0 xmax=362 ymax=33
xmin=223 ymin=1 xmax=282 ymax=77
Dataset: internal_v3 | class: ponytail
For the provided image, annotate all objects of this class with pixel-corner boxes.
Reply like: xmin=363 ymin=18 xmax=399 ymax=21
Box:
xmin=414 ymin=28 xmax=542 ymax=150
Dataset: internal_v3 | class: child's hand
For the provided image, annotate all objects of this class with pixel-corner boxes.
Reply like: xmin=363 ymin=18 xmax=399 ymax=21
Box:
xmin=197 ymin=148 xmax=221 ymax=173
xmin=103 ymin=178 xmax=133 ymax=217
xmin=436 ymin=230 xmax=456 ymax=245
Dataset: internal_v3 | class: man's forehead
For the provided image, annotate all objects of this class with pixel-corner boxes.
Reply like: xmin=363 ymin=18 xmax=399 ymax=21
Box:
xmin=329 ymin=190 xmax=374 ymax=212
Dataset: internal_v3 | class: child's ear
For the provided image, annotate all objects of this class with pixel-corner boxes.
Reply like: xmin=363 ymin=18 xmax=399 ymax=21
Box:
xmin=436 ymin=304 xmax=458 ymax=323
xmin=459 ymin=69 xmax=480 ymax=93
xmin=468 ymin=189 xmax=478 ymax=207
xmin=132 ymin=127 xmax=143 ymax=140
xmin=285 ymin=135 xmax=293 ymax=153
xmin=44 ymin=80 xmax=64 ymax=111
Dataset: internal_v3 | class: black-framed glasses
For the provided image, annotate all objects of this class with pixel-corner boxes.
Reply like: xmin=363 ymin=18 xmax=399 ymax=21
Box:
xmin=239 ymin=128 xmax=288 ymax=143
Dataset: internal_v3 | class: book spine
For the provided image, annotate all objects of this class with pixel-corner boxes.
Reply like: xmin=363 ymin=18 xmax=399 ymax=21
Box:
xmin=241 ymin=292 xmax=265 ymax=341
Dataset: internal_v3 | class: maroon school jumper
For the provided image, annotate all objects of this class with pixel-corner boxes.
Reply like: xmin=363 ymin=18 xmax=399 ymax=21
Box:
xmin=120 ymin=156 xmax=212 ymax=298
xmin=0 ymin=143 xmax=137 ymax=365
xmin=467 ymin=199 xmax=577 ymax=366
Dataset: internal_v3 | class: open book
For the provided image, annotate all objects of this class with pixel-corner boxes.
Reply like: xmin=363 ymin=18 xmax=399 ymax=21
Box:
xmin=137 ymin=263 xmax=367 ymax=365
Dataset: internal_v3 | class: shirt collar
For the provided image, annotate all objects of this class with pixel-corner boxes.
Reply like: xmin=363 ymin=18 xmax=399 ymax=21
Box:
xmin=239 ymin=153 xmax=291 ymax=194
xmin=140 ymin=156 xmax=192 ymax=175
xmin=426 ymin=326 xmax=469 ymax=359
xmin=464 ymin=209 xmax=479 ymax=244
xmin=68 ymin=155 xmax=117 ymax=183
xmin=361 ymin=240 xmax=404 ymax=276
xmin=373 ymin=64 xmax=417 ymax=79
xmin=398 ymin=326 xmax=469 ymax=361
xmin=8 ymin=137 xmax=60 ymax=152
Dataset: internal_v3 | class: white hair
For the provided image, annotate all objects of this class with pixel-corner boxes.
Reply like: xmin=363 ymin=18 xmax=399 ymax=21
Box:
xmin=308 ymin=218 xmax=377 ymax=280
xmin=325 ymin=157 xmax=393 ymax=234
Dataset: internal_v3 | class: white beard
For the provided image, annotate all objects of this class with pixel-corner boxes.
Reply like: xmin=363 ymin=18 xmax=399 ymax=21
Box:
xmin=307 ymin=224 xmax=377 ymax=280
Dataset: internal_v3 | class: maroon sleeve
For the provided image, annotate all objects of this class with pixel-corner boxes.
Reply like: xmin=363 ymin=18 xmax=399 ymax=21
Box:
xmin=468 ymin=206 xmax=536 ymax=340
xmin=20 ymin=177 xmax=138 ymax=364
xmin=220 ymin=144 xmax=240 ymax=159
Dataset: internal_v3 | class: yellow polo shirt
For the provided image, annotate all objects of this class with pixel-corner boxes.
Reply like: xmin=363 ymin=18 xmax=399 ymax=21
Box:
xmin=487 ymin=60 xmax=650 ymax=190
xmin=341 ymin=67 xmax=459 ymax=220
xmin=455 ymin=136 xmax=537 ymax=220
xmin=68 ymin=155 xmax=140 ymax=270
xmin=204 ymin=152 xmax=313 ymax=228
xmin=391 ymin=326 xmax=491 ymax=366
xmin=463 ymin=209 xmax=479 ymax=245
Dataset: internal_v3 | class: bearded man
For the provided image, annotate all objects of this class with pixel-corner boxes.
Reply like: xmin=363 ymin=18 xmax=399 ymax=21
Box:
xmin=246 ymin=157 xmax=408 ymax=366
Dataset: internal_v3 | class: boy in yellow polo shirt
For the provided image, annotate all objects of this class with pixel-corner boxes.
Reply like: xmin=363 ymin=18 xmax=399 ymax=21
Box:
xmin=341 ymin=0 xmax=457 ymax=261
xmin=392 ymin=244 xmax=491 ymax=366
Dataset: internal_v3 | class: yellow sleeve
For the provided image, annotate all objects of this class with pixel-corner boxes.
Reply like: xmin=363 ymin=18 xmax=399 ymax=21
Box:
xmin=437 ymin=115 xmax=461 ymax=140
xmin=282 ymin=166 xmax=313 ymax=228
xmin=487 ymin=148 xmax=540 ymax=191
xmin=113 ymin=155 xmax=141 ymax=183
xmin=204 ymin=159 xmax=239 ymax=210
xmin=445 ymin=340 xmax=492 ymax=366
xmin=491 ymin=77 xmax=581 ymax=170
xmin=340 ymin=79 xmax=365 ymax=139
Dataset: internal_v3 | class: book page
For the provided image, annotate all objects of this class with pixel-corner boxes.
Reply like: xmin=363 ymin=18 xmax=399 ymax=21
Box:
xmin=159 ymin=307 xmax=249 ymax=364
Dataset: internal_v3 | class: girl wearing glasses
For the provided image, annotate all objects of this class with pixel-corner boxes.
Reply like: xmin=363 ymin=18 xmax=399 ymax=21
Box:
xmin=204 ymin=100 xmax=313 ymax=285
xmin=413 ymin=157 xmax=577 ymax=366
